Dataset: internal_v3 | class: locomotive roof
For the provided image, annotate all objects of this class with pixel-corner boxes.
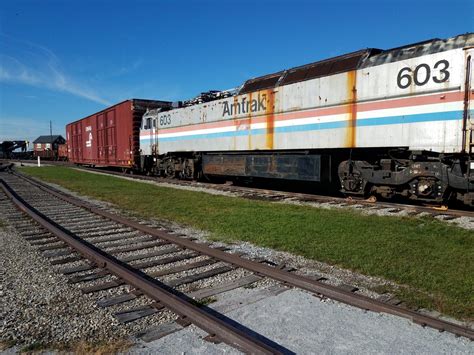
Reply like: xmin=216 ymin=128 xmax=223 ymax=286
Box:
xmin=360 ymin=32 xmax=474 ymax=68
xmin=238 ymin=32 xmax=473 ymax=94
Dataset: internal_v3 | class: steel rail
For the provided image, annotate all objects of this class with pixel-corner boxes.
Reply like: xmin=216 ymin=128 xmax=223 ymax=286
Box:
xmin=14 ymin=171 xmax=474 ymax=340
xmin=0 ymin=177 xmax=281 ymax=354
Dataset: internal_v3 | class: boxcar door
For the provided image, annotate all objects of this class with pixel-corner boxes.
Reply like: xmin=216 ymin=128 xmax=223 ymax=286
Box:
xmin=97 ymin=113 xmax=106 ymax=164
xmin=106 ymin=110 xmax=117 ymax=164
xmin=74 ymin=121 xmax=83 ymax=161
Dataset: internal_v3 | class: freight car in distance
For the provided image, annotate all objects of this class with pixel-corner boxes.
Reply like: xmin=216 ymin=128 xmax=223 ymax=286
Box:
xmin=140 ymin=33 xmax=474 ymax=207
xmin=66 ymin=99 xmax=171 ymax=170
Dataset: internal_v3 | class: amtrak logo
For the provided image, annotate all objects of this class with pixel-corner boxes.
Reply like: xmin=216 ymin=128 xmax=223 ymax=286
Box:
xmin=222 ymin=94 xmax=267 ymax=117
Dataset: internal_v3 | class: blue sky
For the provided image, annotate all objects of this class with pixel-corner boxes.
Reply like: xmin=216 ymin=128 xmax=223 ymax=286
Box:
xmin=0 ymin=0 xmax=472 ymax=144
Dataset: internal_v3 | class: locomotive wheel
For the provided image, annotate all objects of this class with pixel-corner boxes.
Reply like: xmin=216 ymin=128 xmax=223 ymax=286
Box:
xmin=180 ymin=158 xmax=197 ymax=180
xmin=182 ymin=164 xmax=193 ymax=179
xmin=163 ymin=159 xmax=175 ymax=178
xmin=338 ymin=160 xmax=367 ymax=196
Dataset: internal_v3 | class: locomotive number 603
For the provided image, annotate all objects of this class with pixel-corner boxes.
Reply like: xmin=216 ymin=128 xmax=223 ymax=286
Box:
xmin=397 ymin=60 xmax=450 ymax=89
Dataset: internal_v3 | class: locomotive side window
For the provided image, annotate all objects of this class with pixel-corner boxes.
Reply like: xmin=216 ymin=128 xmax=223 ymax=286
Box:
xmin=142 ymin=117 xmax=152 ymax=129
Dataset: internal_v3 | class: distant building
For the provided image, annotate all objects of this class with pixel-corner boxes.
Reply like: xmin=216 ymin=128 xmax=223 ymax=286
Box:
xmin=33 ymin=135 xmax=66 ymax=159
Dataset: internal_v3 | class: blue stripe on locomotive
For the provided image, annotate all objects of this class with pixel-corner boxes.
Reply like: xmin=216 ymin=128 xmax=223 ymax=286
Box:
xmin=140 ymin=110 xmax=464 ymax=143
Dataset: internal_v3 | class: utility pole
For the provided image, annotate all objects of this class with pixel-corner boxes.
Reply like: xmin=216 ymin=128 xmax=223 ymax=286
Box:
xmin=49 ymin=120 xmax=53 ymax=159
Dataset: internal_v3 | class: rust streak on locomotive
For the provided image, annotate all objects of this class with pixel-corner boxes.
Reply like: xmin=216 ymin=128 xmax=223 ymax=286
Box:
xmin=346 ymin=70 xmax=357 ymax=148
xmin=248 ymin=92 xmax=253 ymax=150
xmin=233 ymin=95 xmax=239 ymax=151
xmin=265 ymin=89 xmax=275 ymax=150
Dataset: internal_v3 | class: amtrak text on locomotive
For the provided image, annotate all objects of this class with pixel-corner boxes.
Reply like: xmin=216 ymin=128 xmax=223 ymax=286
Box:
xmin=222 ymin=93 xmax=267 ymax=117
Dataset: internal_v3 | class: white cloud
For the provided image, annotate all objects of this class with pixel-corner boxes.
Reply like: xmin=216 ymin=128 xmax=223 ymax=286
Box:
xmin=0 ymin=35 xmax=111 ymax=106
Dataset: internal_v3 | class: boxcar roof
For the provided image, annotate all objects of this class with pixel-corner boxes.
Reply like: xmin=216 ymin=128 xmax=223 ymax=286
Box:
xmin=67 ymin=99 xmax=172 ymax=126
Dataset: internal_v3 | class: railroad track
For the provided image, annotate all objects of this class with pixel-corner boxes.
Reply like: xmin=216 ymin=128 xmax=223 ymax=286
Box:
xmin=3 ymin=159 xmax=474 ymax=219
xmin=0 ymin=169 xmax=473 ymax=352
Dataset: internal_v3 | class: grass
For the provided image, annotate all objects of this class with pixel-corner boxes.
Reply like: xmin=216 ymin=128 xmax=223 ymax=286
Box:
xmin=0 ymin=340 xmax=17 ymax=351
xmin=193 ymin=297 xmax=218 ymax=307
xmin=20 ymin=342 xmax=47 ymax=352
xmin=71 ymin=339 xmax=133 ymax=354
xmin=16 ymin=339 xmax=132 ymax=353
xmin=19 ymin=166 xmax=474 ymax=320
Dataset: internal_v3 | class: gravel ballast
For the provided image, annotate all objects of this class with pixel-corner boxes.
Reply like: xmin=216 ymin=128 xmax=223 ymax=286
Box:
xmin=0 ymin=224 xmax=131 ymax=349
xmin=134 ymin=288 xmax=474 ymax=354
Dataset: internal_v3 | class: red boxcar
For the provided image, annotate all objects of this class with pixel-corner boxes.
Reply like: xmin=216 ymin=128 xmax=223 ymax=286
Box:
xmin=66 ymin=99 xmax=170 ymax=169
